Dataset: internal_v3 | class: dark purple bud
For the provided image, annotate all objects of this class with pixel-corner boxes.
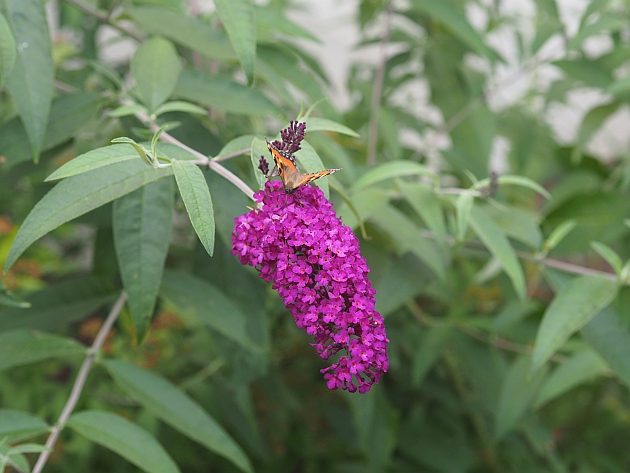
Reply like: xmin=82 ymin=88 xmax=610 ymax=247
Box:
xmin=272 ymin=120 xmax=307 ymax=155
xmin=258 ymin=155 xmax=269 ymax=176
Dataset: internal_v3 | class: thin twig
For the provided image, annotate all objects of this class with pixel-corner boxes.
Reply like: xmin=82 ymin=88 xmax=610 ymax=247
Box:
xmin=64 ymin=0 xmax=143 ymax=41
xmin=32 ymin=292 xmax=127 ymax=473
xmin=130 ymin=107 xmax=256 ymax=201
xmin=418 ymin=230 xmax=620 ymax=283
xmin=211 ymin=147 xmax=250 ymax=163
xmin=366 ymin=3 xmax=392 ymax=166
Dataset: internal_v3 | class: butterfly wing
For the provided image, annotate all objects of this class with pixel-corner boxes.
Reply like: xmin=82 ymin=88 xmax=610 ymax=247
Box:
xmin=288 ymin=168 xmax=340 ymax=192
xmin=267 ymin=141 xmax=297 ymax=179
xmin=267 ymin=140 xmax=340 ymax=193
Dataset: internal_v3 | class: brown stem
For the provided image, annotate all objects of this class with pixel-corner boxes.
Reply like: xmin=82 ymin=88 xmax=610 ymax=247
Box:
xmin=31 ymin=292 xmax=127 ymax=473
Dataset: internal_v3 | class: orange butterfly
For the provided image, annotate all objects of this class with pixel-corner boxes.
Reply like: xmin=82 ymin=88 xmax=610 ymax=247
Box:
xmin=266 ymin=141 xmax=339 ymax=193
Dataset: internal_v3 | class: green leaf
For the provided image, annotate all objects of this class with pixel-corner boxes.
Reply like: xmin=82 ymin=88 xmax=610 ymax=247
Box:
xmin=455 ymin=192 xmax=474 ymax=242
xmin=494 ymin=357 xmax=546 ymax=439
xmin=174 ymin=69 xmax=276 ymax=116
xmin=0 ymin=12 xmax=16 ymax=85
xmin=483 ymin=204 xmax=542 ymax=249
xmin=469 ymin=205 xmax=526 ymax=300
xmin=68 ymin=410 xmax=180 ymax=473
xmin=353 ymin=160 xmax=433 ymax=191
xmin=591 ymin=241 xmax=623 ymax=275
xmin=553 ymin=59 xmax=613 ymax=89
xmin=569 ymin=13 xmax=627 ymax=49
xmin=1 ymin=92 xmax=104 ymax=169
xmin=0 ymin=410 xmax=48 ymax=439
xmin=401 ymin=183 xmax=448 ymax=245
xmin=535 ymin=349 xmax=608 ymax=407
xmin=571 ymin=102 xmax=620 ymax=163
xmin=131 ymin=37 xmax=182 ymax=112
xmin=104 ymin=360 xmax=252 ymax=473
xmin=0 ymin=278 xmax=115 ymax=332
xmin=543 ymin=220 xmax=577 ymax=254
xmin=250 ymin=137 xmax=270 ymax=189
xmin=474 ymin=175 xmax=551 ymax=199
xmin=347 ymin=389 xmax=397 ymax=471
xmin=108 ymin=103 xmax=147 ymax=118
xmin=304 ymin=117 xmax=360 ymax=137
xmin=370 ymin=205 xmax=446 ymax=279
xmin=409 ymin=0 xmax=493 ymax=59
xmin=127 ymin=6 xmax=234 ymax=61
xmin=160 ymin=271 xmax=258 ymax=353
xmin=214 ymin=0 xmax=256 ymax=83
xmin=4 ymin=0 xmax=54 ymax=157
xmin=45 ymin=144 xmax=138 ymax=181
xmin=411 ymin=324 xmax=452 ymax=387
xmin=582 ymin=308 xmax=630 ymax=389
xmin=294 ymin=140 xmax=334 ymax=198
xmin=113 ymin=179 xmax=175 ymax=337
xmin=154 ymin=100 xmax=207 ymax=116
xmin=0 ymin=330 xmax=84 ymax=372
xmin=532 ymin=276 xmax=619 ymax=370
xmin=5 ymin=160 xmax=173 ymax=271
xmin=255 ymin=6 xmax=319 ymax=43
xmin=172 ymin=160 xmax=215 ymax=257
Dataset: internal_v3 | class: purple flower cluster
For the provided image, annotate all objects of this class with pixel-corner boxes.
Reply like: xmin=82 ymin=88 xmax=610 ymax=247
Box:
xmin=271 ymin=120 xmax=306 ymax=155
xmin=232 ymin=181 xmax=389 ymax=393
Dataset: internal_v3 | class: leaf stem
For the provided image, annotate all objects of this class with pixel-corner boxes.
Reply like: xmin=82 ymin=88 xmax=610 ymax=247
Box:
xmin=64 ymin=0 xmax=143 ymax=42
xmin=129 ymin=106 xmax=256 ymax=201
xmin=418 ymin=230 xmax=620 ymax=283
xmin=31 ymin=292 xmax=127 ymax=473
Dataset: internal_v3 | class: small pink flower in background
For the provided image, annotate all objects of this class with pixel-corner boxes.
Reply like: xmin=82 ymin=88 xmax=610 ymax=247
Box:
xmin=231 ymin=122 xmax=388 ymax=393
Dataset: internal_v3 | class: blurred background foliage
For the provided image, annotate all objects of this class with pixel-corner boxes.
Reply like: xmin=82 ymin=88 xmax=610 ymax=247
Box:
xmin=2 ymin=0 xmax=630 ymax=472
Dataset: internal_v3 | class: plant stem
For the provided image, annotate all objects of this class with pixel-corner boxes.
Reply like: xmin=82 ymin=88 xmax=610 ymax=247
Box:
xmin=418 ymin=230 xmax=620 ymax=283
xmin=32 ymin=292 xmax=127 ymax=473
xmin=212 ymin=147 xmax=250 ymax=162
xmin=130 ymin=108 xmax=256 ymax=201
xmin=366 ymin=3 xmax=392 ymax=166
xmin=64 ymin=0 xmax=143 ymax=42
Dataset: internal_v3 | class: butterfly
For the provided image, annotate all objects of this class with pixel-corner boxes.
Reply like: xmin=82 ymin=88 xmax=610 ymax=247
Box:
xmin=266 ymin=141 xmax=340 ymax=193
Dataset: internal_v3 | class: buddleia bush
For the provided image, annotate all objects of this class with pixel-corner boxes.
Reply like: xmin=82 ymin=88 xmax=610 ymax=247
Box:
xmin=1 ymin=0 xmax=630 ymax=472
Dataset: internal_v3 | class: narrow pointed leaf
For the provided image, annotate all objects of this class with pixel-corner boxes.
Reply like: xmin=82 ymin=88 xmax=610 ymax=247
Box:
xmin=160 ymin=271 xmax=258 ymax=353
xmin=4 ymin=0 xmax=53 ymax=157
xmin=0 ymin=12 xmax=16 ymax=85
xmin=0 ymin=330 xmax=84 ymax=372
xmin=409 ymin=0 xmax=493 ymax=59
xmin=214 ymin=0 xmax=256 ymax=82
xmin=469 ymin=205 xmax=526 ymax=300
xmin=105 ymin=360 xmax=253 ymax=473
xmin=532 ymin=276 xmax=618 ymax=370
xmin=68 ymin=410 xmax=180 ymax=473
xmin=353 ymin=161 xmax=433 ymax=191
xmin=45 ymin=144 xmax=138 ymax=181
xmin=114 ymin=179 xmax=175 ymax=337
xmin=535 ymin=350 xmax=608 ymax=407
xmin=583 ymin=308 xmax=630 ymax=389
xmin=172 ymin=160 xmax=215 ymax=256
xmin=495 ymin=357 xmax=546 ymax=439
xmin=0 ymin=410 xmax=48 ymax=439
xmin=131 ymin=37 xmax=182 ymax=111
xmin=5 ymin=161 xmax=173 ymax=271
xmin=305 ymin=117 xmax=360 ymax=137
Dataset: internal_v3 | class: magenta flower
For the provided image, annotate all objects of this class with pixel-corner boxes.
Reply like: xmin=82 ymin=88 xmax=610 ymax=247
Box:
xmin=231 ymin=180 xmax=389 ymax=393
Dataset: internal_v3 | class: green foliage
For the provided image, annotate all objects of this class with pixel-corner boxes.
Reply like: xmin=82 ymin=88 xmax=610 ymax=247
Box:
xmin=2 ymin=1 xmax=630 ymax=472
